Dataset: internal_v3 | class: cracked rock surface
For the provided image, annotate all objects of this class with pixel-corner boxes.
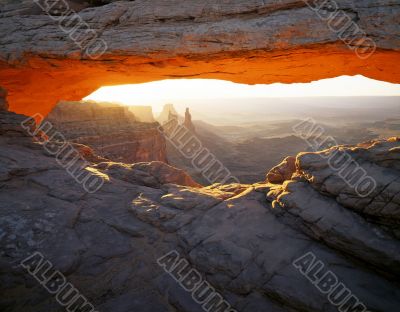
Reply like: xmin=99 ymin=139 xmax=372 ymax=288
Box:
xmin=0 ymin=111 xmax=400 ymax=311
xmin=1 ymin=0 xmax=399 ymax=58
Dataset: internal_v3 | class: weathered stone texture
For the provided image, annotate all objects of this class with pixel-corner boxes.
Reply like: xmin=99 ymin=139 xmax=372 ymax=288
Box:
xmin=1 ymin=111 xmax=399 ymax=311
xmin=45 ymin=100 xmax=168 ymax=163
xmin=0 ymin=0 xmax=399 ymax=117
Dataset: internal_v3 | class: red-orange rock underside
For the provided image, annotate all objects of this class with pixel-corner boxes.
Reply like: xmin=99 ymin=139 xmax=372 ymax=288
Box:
xmin=1 ymin=45 xmax=399 ymax=118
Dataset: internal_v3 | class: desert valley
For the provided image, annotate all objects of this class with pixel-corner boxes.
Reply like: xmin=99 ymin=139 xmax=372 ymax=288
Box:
xmin=39 ymin=95 xmax=400 ymax=185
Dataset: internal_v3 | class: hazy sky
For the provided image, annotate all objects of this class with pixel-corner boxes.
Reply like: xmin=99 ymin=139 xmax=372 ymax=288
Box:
xmin=84 ymin=75 xmax=400 ymax=113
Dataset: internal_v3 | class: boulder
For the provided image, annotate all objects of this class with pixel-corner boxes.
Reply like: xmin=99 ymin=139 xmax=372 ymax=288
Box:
xmin=266 ymin=156 xmax=296 ymax=184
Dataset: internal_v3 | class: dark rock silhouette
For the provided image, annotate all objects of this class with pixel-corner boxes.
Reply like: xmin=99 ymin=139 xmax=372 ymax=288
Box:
xmin=0 ymin=87 xmax=8 ymax=111
xmin=183 ymin=107 xmax=195 ymax=133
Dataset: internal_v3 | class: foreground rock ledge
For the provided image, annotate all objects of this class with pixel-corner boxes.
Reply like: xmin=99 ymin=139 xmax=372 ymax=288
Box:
xmin=0 ymin=0 xmax=400 ymax=116
xmin=0 ymin=110 xmax=399 ymax=311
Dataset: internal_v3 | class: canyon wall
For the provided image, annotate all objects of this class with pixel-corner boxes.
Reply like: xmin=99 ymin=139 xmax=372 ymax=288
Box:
xmin=0 ymin=0 xmax=399 ymax=117
xmin=45 ymin=101 xmax=167 ymax=163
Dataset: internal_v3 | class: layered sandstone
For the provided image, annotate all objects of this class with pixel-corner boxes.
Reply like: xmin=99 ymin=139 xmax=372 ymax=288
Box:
xmin=45 ymin=100 xmax=167 ymax=163
xmin=266 ymin=155 xmax=296 ymax=184
xmin=267 ymin=137 xmax=400 ymax=231
xmin=1 ymin=111 xmax=399 ymax=311
xmin=0 ymin=0 xmax=399 ymax=117
xmin=127 ymin=105 xmax=155 ymax=122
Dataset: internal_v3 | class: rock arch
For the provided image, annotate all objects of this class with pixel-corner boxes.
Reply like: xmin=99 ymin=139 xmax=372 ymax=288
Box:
xmin=0 ymin=0 xmax=399 ymax=117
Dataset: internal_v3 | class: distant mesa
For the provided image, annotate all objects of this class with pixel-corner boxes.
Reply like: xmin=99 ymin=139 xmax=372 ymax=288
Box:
xmin=157 ymin=103 xmax=180 ymax=125
xmin=46 ymin=100 xmax=136 ymax=123
xmin=82 ymin=100 xmax=156 ymax=123
xmin=127 ymin=105 xmax=155 ymax=123
xmin=45 ymin=100 xmax=167 ymax=164
xmin=168 ymin=109 xmax=178 ymax=122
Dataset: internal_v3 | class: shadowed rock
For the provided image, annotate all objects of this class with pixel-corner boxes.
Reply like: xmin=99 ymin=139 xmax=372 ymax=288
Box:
xmin=0 ymin=111 xmax=399 ymax=312
xmin=0 ymin=87 xmax=8 ymax=111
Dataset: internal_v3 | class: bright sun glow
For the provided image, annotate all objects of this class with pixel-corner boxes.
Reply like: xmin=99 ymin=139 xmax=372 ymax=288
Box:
xmin=84 ymin=75 xmax=400 ymax=113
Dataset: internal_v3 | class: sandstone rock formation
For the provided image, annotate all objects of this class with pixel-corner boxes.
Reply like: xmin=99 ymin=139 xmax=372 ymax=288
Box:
xmin=157 ymin=103 xmax=180 ymax=125
xmin=1 ymin=111 xmax=399 ymax=312
xmin=0 ymin=109 xmax=35 ymax=138
xmin=0 ymin=0 xmax=399 ymax=117
xmin=267 ymin=137 xmax=400 ymax=234
xmin=183 ymin=107 xmax=196 ymax=133
xmin=45 ymin=100 xmax=168 ymax=163
xmin=95 ymin=161 xmax=200 ymax=188
xmin=127 ymin=105 xmax=155 ymax=122
xmin=266 ymin=155 xmax=296 ymax=184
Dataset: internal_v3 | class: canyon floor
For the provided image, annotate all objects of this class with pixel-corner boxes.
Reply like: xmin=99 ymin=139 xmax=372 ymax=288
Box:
xmin=1 ymin=109 xmax=399 ymax=312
